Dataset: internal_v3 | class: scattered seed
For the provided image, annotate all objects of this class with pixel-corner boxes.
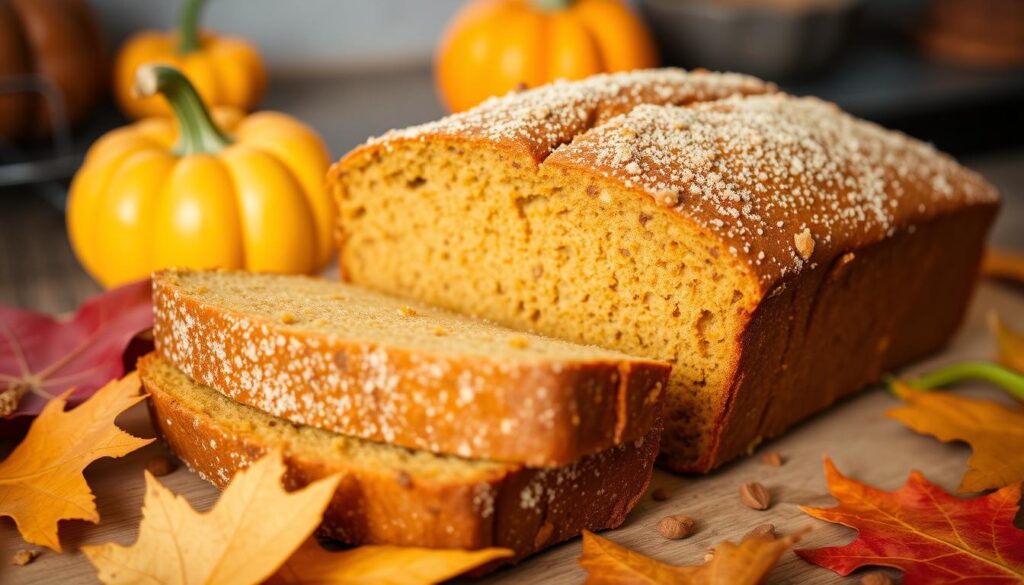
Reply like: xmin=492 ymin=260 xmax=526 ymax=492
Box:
xmin=703 ymin=552 xmax=714 ymax=562
xmin=398 ymin=306 xmax=417 ymax=317
xmin=651 ymin=487 xmax=670 ymax=502
xmin=860 ymin=573 xmax=895 ymax=585
xmin=761 ymin=451 xmax=784 ymax=467
xmin=278 ymin=311 xmax=298 ymax=324
xmin=534 ymin=521 xmax=555 ymax=548
xmin=794 ymin=228 xmax=815 ymax=260
xmin=145 ymin=456 xmax=177 ymax=477
xmin=743 ymin=523 xmax=776 ymax=541
xmin=739 ymin=481 xmax=771 ymax=510
xmin=656 ymin=515 xmax=696 ymax=540
xmin=12 ymin=550 xmax=37 ymax=566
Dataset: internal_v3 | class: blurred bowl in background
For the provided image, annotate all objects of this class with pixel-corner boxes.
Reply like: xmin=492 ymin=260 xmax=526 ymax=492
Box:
xmin=918 ymin=0 xmax=1024 ymax=69
xmin=639 ymin=0 xmax=860 ymax=80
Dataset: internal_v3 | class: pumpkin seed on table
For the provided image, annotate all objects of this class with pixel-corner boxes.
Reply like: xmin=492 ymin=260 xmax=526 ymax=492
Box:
xmin=739 ymin=481 xmax=772 ymax=510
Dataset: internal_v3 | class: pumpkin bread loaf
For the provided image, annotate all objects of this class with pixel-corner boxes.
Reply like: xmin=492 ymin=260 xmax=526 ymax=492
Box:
xmin=152 ymin=269 xmax=670 ymax=466
xmin=140 ymin=353 xmax=659 ymax=560
xmin=328 ymin=68 xmax=1000 ymax=472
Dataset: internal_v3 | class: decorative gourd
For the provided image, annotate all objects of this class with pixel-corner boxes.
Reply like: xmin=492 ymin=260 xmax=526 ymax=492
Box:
xmin=0 ymin=0 xmax=107 ymax=140
xmin=67 ymin=65 xmax=333 ymax=288
xmin=435 ymin=0 xmax=658 ymax=112
xmin=113 ymin=0 xmax=265 ymax=119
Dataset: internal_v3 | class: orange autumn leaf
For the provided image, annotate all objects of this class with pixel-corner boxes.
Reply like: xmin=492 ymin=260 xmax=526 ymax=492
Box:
xmin=798 ymin=457 xmax=1024 ymax=584
xmin=268 ymin=539 xmax=513 ymax=585
xmin=887 ymin=382 xmax=1024 ymax=492
xmin=83 ymin=451 xmax=341 ymax=585
xmin=0 ymin=373 xmax=151 ymax=552
xmin=578 ymin=529 xmax=802 ymax=585
xmin=982 ymin=248 xmax=1024 ymax=286
xmin=989 ymin=312 xmax=1024 ymax=374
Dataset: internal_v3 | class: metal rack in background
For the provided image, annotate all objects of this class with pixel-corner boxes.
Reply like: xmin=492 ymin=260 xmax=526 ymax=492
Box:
xmin=0 ymin=74 xmax=83 ymax=208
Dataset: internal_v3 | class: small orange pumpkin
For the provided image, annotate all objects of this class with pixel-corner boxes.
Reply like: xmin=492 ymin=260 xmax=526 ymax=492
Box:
xmin=113 ymin=0 xmax=265 ymax=119
xmin=435 ymin=0 xmax=658 ymax=112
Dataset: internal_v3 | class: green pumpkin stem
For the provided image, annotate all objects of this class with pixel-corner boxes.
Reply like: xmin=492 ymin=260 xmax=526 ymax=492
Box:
xmin=896 ymin=361 xmax=1024 ymax=400
xmin=134 ymin=65 xmax=231 ymax=156
xmin=177 ymin=0 xmax=206 ymax=53
xmin=531 ymin=0 xmax=573 ymax=10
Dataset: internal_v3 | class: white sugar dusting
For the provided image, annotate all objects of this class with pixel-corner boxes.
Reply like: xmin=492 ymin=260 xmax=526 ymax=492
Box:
xmin=372 ymin=68 xmax=770 ymax=162
xmin=549 ymin=93 xmax=998 ymax=283
xmin=356 ymin=69 xmax=997 ymax=285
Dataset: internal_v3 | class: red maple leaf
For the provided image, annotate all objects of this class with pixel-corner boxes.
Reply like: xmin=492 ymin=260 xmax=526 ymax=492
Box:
xmin=797 ymin=457 xmax=1024 ymax=585
xmin=0 ymin=279 xmax=152 ymax=419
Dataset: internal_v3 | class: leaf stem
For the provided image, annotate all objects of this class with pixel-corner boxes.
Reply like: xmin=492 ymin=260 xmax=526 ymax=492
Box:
xmin=899 ymin=361 xmax=1024 ymax=400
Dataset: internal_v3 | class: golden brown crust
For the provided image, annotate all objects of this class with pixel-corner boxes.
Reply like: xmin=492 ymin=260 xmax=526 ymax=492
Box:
xmin=152 ymin=270 xmax=669 ymax=467
xmin=140 ymin=354 xmax=659 ymax=560
xmin=676 ymin=205 xmax=998 ymax=472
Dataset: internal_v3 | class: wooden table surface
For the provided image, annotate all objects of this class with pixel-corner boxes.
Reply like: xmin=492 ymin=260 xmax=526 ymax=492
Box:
xmin=1 ymin=149 xmax=1023 ymax=583
xmin=1 ymin=281 xmax=1021 ymax=584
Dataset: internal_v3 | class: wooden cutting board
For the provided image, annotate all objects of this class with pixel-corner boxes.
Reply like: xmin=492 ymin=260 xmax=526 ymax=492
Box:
xmin=2 ymin=282 xmax=1021 ymax=584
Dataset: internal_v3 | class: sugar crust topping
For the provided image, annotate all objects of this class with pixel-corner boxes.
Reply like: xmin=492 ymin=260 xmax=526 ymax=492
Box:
xmin=372 ymin=68 xmax=770 ymax=162
xmin=552 ymin=94 xmax=998 ymax=282
xmin=354 ymin=69 xmax=998 ymax=285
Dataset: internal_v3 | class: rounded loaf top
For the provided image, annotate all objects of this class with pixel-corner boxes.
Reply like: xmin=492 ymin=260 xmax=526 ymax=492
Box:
xmin=547 ymin=93 xmax=999 ymax=285
xmin=358 ymin=68 xmax=774 ymax=163
xmin=335 ymin=68 xmax=999 ymax=289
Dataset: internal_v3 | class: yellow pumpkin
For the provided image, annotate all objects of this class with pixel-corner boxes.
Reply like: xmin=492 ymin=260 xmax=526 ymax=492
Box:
xmin=436 ymin=0 xmax=658 ymax=112
xmin=68 ymin=65 xmax=333 ymax=288
xmin=113 ymin=0 xmax=265 ymax=119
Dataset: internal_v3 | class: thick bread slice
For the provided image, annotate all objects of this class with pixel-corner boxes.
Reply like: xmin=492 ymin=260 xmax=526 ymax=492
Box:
xmin=152 ymin=269 xmax=670 ymax=467
xmin=329 ymin=69 xmax=1000 ymax=472
xmin=141 ymin=354 xmax=659 ymax=560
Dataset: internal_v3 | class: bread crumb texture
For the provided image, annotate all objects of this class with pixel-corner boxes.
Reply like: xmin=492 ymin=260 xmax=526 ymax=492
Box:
xmin=331 ymin=68 xmax=999 ymax=470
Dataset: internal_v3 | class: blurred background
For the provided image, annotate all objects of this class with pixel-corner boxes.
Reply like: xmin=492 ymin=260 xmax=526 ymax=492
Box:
xmin=1 ymin=0 xmax=1023 ymax=311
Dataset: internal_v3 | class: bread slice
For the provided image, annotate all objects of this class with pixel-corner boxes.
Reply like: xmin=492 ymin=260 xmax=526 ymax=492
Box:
xmin=328 ymin=69 xmax=1000 ymax=472
xmin=140 ymin=353 xmax=659 ymax=559
xmin=152 ymin=269 xmax=669 ymax=467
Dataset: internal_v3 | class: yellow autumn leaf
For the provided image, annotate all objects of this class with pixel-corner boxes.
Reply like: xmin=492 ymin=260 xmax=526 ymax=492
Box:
xmin=982 ymin=248 xmax=1024 ymax=286
xmin=0 ymin=373 xmax=151 ymax=552
xmin=888 ymin=382 xmax=1024 ymax=492
xmin=578 ymin=529 xmax=802 ymax=585
xmin=989 ymin=312 xmax=1024 ymax=374
xmin=83 ymin=451 xmax=341 ymax=585
xmin=268 ymin=539 xmax=514 ymax=585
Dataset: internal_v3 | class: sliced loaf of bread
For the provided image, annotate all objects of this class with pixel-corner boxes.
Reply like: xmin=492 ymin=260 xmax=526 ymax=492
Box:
xmin=152 ymin=269 xmax=669 ymax=466
xmin=141 ymin=353 xmax=659 ymax=559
